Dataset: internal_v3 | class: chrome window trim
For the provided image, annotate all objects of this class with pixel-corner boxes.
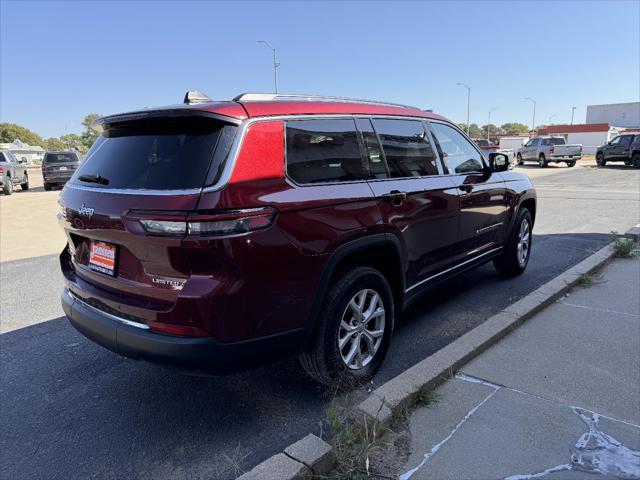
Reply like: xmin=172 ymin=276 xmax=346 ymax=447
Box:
xmin=405 ymin=247 xmax=503 ymax=293
xmin=67 ymin=289 xmax=150 ymax=330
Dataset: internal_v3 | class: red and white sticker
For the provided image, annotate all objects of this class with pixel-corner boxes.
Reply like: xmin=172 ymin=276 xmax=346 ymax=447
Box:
xmin=89 ymin=241 xmax=117 ymax=276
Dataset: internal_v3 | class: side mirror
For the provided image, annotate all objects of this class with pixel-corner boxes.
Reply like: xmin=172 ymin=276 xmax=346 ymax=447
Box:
xmin=607 ymin=141 xmax=612 ymax=145
xmin=489 ymin=152 xmax=509 ymax=172
xmin=20 ymin=159 xmax=27 ymax=164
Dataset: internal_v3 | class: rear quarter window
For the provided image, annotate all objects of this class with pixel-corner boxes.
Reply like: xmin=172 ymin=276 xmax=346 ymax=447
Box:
xmin=285 ymin=119 xmax=367 ymax=184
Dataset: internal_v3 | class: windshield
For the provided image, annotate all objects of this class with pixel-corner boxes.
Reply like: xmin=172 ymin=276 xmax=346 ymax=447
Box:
xmin=45 ymin=153 xmax=78 ymax=163
xmin=72 ymin=117 xmax=228 ymax=190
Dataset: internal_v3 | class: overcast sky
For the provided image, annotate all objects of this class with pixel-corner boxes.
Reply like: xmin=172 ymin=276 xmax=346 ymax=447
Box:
xmin=1 ymin=0 xmax=638 ymax=138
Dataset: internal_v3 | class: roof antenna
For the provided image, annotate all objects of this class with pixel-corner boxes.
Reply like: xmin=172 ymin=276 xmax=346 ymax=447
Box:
xmin=183 ymin=91 xmax=212 ymax=104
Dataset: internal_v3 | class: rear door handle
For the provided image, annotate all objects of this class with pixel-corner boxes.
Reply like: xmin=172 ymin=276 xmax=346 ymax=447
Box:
xmin=383 ymin=190 xmax=407 ymax=206
xmin=459 ymin=184 xmax=474 ymax=193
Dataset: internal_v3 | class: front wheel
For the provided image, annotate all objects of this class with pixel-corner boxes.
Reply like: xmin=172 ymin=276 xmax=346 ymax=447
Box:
xmin=538 ymin=154 xmax=547 ymax=168
xmin=596 ymin=153 xmax=606 ymax=167
xmin=299 ymin=267 xmax=394 ymax=387
xmin=632 ymin=153 xmax=640 ymax=168
xmin=516 ymin=153 xmax=524 ymax=166
xmin=494 ymin=208 xmax=533 ymax=277
xmin=21 ymin=173 xmax=29 ymax=190
xmin=566 ymin=161 xmax=576 ymax=168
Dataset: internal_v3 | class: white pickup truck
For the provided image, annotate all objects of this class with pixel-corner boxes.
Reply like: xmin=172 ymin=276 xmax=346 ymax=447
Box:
xmin=516 ymin=136 xmax=582 ymax=168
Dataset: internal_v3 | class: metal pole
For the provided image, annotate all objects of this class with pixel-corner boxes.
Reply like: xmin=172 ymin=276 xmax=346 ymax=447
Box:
xmin=571 ymin=107 xmax=576 ymax=125
xmin=258 ymin=40 xmax=279 ymax=93
xmin=548 ymin=114 xmax=556 ymax=125
xmin=457 ymin=83 xmax=470 ymax=135
xmin=525 ymin=97 xmax=536 ymax=134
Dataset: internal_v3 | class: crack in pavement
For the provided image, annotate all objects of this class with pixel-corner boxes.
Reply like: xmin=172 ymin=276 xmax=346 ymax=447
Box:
xmin=399 ymin=372 xmax=640 ymax=480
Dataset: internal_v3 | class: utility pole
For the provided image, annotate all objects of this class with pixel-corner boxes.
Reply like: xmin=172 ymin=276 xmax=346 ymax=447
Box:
xmin=525 ymin=97 xmax=536 ymax=134
xmin=571 ymin=106 xmax=576 ymax=125
xmin=487 ymin=107 xmax=497 ymax=141
xmin=548 ymin=114 xmax=557 ymax=125
xmin=257 ymin=40 xmax=280 ymax=93
xmin=457 ymin=82 xmax=470 ymax=135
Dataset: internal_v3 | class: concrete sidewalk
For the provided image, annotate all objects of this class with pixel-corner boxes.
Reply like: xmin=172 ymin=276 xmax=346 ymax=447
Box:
xmin=398 ymin=257 xmax=640 ymax=480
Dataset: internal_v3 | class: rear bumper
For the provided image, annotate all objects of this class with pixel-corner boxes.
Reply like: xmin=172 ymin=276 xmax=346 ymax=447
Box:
xmin=549 ymin=155 xmax=581 ymax=161
xmin=62 ymin=288 xmax=303 ymax=373
xmin=43 ymin=172 xmax=74 ymax=183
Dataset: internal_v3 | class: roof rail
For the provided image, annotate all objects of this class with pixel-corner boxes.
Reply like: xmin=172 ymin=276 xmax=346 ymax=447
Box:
xmin=233 ymin=93 xmax=421 ymax=110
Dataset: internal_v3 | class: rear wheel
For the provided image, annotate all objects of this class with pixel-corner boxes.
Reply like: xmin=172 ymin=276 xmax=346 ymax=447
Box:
xmin=624 ymin=160 xmax=632 ymax=166
xmin=596 ymin=153 xmax=606 ymax=167
xmin=566 ymin=161 xmax=576 ymax=168
xmin=633 ymin=153 xmax=640 ymax=168
xmin=21 ymin=172 xmax=29 ymax=190
xmin=494 ymin=208 xmax=532 ymax=277
xmin=3 ymin=177 xmax=13 ymax=195
xmin=299 ymin=267 xmax=394 ymax=387
xmin=44 ymin=183 xmax=52 ymax=191
xmin=538 ymin=154 xmax=547 ymax=168
xmin=516 ymin=153 xmax=524 ymax=166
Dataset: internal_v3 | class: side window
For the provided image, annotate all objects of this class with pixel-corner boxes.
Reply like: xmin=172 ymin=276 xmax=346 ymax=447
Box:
xmin=610 ymin=136 xmax=622 ymax=145
xmin=285 ymin=119 xmax=367 ymax=184
xmin=633 ymin=136 xmax=640 ymax=145
xmin=370 ymin=119 xmax=438 ymax=178
xmin=531 ymin=138 xmax=540 ymax=147
xmin=622 ymin=135 xmax=633 ymax=145
xmin=541 ymin=138 xmax=551 ymax=146
xmin=428 ymin=122 xmax=486 ymax=174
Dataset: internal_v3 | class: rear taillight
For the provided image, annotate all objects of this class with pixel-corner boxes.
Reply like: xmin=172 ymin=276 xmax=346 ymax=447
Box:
xmin=0 ymin=166 xmax=3 ymax=174
xmin=130 ymin=207 xmax=277 ymax=237
xmin=147 ymin=321 xmax=210 ymax=337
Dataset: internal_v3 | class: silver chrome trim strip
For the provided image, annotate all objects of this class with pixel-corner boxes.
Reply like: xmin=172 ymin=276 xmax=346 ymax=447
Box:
xmin=67 ymin=289 xmax=150 ymax=330
xmin=476 ymin=222 xmax=503 ymax=234
xmin=405 ymin=247 xmax=503 ymax=293
xmin=233 ymin=92 xmax=422 ymax=110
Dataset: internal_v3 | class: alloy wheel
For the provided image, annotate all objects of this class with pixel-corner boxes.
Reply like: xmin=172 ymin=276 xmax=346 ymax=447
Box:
xmin=338 ymin=289 xmax=386 ymax=370
xmin=517 ymin=219 xmax=531 ymax=266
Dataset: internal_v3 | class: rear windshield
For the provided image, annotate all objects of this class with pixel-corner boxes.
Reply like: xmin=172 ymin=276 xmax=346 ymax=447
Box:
xmin=45 ymin=153 xmax=79 ymax=163
xmin=72 ymin=117 xmax=229 ymax=190
xmin=550 ymin=138 xmax=566 ymax=145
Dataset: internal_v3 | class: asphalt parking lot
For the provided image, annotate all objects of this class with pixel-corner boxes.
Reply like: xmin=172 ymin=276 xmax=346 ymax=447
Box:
xmin=1 ymin=160 xmax=639 ymax=479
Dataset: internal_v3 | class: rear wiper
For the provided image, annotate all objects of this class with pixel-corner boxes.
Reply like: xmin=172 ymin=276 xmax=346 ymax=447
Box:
xmin=78 ymin=174 xmax=109 ymax=185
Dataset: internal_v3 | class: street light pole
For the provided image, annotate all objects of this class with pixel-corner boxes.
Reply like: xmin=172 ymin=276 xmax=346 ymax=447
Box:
xmin=571 ymin=106 xmax=576 ymax=125
xmin=257 ymin=40 xmax=280 ymax=93
xmin=457 ymin=82 xmax=470 ymax=135
xmin=548 ymin=114 xmax=557 ymax=125
xmin=487 ymin=107 xmax=497 ymax=141
xmin=525 ymin=97 xmax=536 ymax=134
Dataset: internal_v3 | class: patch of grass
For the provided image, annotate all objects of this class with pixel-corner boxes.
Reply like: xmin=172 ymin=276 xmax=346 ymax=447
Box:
xmin=578 ymin=270 xmax=605 ymax=288
xmin=611 ymin=231 xmax=638 ymax=258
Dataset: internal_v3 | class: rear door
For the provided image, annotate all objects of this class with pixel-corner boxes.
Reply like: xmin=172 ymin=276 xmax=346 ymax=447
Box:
xmin=59 ymin=115 xmax=238 ymax=315
xmin=361 ymin=118 xmax=459 ymax=286
xmin=427 ymin=121 xmax=508 ymax=256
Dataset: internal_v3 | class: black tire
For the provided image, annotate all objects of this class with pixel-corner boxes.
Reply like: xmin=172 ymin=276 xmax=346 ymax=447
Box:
xmin=633 ymin=153 xmax=640 ymax=168
xmin=494 ymin=208 xmax=533 ymax=277
xmin=21 ymin=173 xmax=29 ymax=190
xmin=516 ymin=153 xmax=524 ymax=166
xmin=299 ymin=267 xmax=395 ymax=387
xmin=3 ymin=177 xmax=13 ymax=195
xmin=538 ymin=154 xmax=547 ymax=168
xmin=44 ymin=183 xmax=52 ymax=191
xmin=596 ymin=153 xmax=606 ymax=168
xmin=624 ymin=160 xmax=632 ymax=166
xmin=566 ymin=161 xmax=576 ymax=168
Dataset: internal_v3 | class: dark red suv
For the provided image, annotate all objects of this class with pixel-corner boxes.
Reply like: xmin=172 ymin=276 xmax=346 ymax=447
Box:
xmin=59 ymin=92 xmax=536 ymax=385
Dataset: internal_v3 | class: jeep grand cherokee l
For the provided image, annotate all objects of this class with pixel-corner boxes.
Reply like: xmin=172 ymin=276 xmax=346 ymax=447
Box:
xmin=59 ymin=92 xmax=536 ymax=385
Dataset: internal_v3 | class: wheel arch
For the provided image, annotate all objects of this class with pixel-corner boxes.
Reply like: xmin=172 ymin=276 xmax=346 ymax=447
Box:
xmin=301 ymin=234 xmax=405 ymax=348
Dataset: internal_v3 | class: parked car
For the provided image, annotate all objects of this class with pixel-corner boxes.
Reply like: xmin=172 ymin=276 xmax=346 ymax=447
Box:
xmin=499 ymin=136 xmax=529 ymax=152
xmin=474 ymin=139 xmax=499 ymax=152
xmin=0 ymin=150 xmax=29 ymax=195
xmin=42 ymin=151 xmax=81 ymax=190
xmin=58 ymin=92 xmax=537 ymax=385
xmin=596 ymin=134 xmax=640 ymax=168
xmin=516 ymin=136 xmax=582 ymax=167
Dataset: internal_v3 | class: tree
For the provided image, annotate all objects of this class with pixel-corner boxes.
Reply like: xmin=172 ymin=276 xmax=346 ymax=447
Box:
xmin=0 ymin=123 xmax=44 ymax=147
xmin=60 ymin=133 xmax=84 ymax=151
xmin=81 ymin=113 xmax=101 ymax=150
xmin=500 ymin=122 xmax=529 ymax=135
xmin=481 ymin=124 xmax=504 ymax=138
xmin=457 ymin=123 xmax=483 ymax=138
xmin=45 ymin=138 xmax=65 ymax=151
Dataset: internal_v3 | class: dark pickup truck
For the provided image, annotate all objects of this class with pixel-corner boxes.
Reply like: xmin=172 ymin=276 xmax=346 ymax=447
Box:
xmin=596 ymin=134 xmax=640 ymax=168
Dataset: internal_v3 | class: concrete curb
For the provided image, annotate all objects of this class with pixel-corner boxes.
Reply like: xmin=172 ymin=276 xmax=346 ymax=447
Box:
xmin=236 ymin=241 xmax=618 ymax=479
